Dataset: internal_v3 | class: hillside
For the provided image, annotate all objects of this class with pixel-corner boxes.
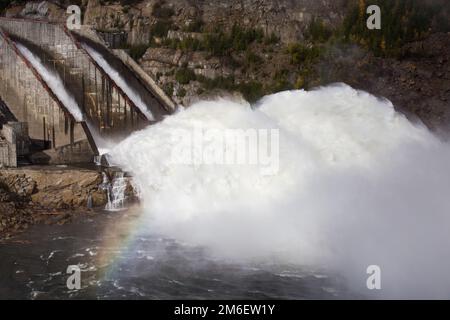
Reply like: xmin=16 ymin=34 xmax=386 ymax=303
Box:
xmin=2 ymin=0 xmax=450 ymax=132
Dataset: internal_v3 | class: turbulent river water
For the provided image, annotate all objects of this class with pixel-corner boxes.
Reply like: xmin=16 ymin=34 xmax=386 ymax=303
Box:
xmin=0 ymin=207 xmax=356 ymax=299
xmin=2 ymin=84 xmax=450 ymax=299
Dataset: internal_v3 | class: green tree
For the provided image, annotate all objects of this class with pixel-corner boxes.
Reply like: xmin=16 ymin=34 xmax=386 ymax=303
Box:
xmin=343 ymin=0 xmax=435 ymax=57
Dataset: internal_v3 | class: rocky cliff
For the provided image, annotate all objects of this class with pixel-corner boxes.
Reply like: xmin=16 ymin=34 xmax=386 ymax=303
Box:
xmin=2 ymin=0 xmax=450 ymax=132
xmin=82 ymin=0 xmax=347 ymax=45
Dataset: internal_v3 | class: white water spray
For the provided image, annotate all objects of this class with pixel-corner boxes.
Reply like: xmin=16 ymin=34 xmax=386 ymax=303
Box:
xmin=104 ymin=172 xmax=128 ymax=211
xmin=16 ymin=43 xmax=84 ymax=121
xmin=81 ymin=44 xmax=155 ymax=121
xmin=110 ymin=84 xmax=450 ymax=298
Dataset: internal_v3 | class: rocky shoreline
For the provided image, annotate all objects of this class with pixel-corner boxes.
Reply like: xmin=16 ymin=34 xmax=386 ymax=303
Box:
xmin=0 ymin=167 xmax=111 ymax=239
xmin=0 ymin=194 xmax=100 ymax=240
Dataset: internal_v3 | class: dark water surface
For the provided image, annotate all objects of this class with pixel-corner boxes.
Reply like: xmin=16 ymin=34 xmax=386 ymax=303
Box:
xmin=0 ymin=206 xmax=358 ymax=299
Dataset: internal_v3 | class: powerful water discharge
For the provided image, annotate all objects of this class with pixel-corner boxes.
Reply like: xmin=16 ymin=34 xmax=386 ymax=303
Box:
xmin=82 ymin=44 xmax=155 ymax=121
xmin=15 ymin=43 xmax=84 ymax=122
xmin=109 ymin=84 xmax=450 ymax=299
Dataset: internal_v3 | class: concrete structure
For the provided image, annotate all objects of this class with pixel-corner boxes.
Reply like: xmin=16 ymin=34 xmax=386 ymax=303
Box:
xmin=97 ymin=30 xmax=128 ymax=49
xmin=75 ymin=25 xmax=175 ymax=111
xmin=112 ymin=49 xmax=176 ymax=111
xmin=0 ymin=122 xmax=30 ymax=167
xmin=0 ymin=29 xmax=95 ymax=164
xmin=0 ymin=17 xmax=175 ymax=165
xmin=0 ymin=139 xmax=15 ymax=167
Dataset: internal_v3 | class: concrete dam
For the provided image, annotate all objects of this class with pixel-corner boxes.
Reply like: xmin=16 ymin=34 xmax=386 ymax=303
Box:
xmin=0 ymin=17 xmax=175 ymax=166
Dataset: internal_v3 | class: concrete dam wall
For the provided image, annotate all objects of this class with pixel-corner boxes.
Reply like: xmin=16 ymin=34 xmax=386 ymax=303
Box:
xmin=0 ymin=17 xmax=174 ymax=165
xmin=0 ymin=30 xmax=95 ymax=164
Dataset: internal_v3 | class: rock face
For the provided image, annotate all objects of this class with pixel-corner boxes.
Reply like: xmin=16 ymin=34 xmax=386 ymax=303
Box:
xmin=140 ymin=47 xmax=234 ymax=104
xmin=6 ymin=0 xmax=347 ymax=45
xmin=0 ymin=167 xmax=140 ymax=237
xmin=4 ymin=0 xmax=449 ymax=131
xmin=192 ymin=0 xmax=345 ymax=43
xmin=319 ymin=33 xmax=450 ymax=132
xmin=80 ymin=0 xmax=347 ymax=45
xmin=0 ymin=167 xmax=110 ymax=237
xmin=5 ymin=1 xmax=66 ymax=22
xmin=0 ymin=168 xmax=108 ymax=209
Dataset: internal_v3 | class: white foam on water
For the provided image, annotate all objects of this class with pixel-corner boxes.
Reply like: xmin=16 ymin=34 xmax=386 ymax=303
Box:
xmin=110 ymin=83 xmax=450 ymax=298
xmin=105 ymin=172 xmax=128 ymax=211
xmin=82 ymin=44 xmax=155 ymax=121
xmin=16 ymin=43 xmax=84 ymax=121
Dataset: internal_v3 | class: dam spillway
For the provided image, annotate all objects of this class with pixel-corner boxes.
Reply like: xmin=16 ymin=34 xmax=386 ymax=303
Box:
xmin=0 ymin=17 xmax=175 ymax=165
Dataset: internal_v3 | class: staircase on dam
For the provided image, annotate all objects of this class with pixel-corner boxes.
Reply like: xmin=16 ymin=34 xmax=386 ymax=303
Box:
xmin=0 ymin=17 xmax=175 ymax=165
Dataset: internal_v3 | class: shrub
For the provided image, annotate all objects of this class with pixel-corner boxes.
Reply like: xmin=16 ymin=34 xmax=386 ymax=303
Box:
xmin=164 ymin=82 xmax=174 ymax=96
xmin=343 ymin=0 xmax=435 ymax=57
xmin=287 ymin=43 xmax=323 ymax=65
xmin=178 ymin=37 xmax=203 ymax=51
xmin=152 ymin=1 xmax=175 ymax=19
xmin=230 ymin=25 xmax=264 ymax=51
xmin=244 ymin=51 xmax=263 ymax=68
xmin=264 ymin=32 xmax=280 ymax=45
xmin=175 ymin=67 xmax=196 ymax=84
xmin=197 ymin=75 xmax=235 ymax=91
xmin=203 ymin=32 xmax=230 ymax=56
xmin=270 ymin=70 xmax=293 ymax=93
xmin=237 ymin=81 xmax=264 ymax=102
xmin=196 ymin=75 xmax=264 ymax=102
xmin=177 ymin=87 xmax=187 ymax=98
xmin=183 ymin=18 xmax=204 ymax=33
xmin=200 ymin=25 xmax=266 ymax=56
xmin=306 ymin=18 xmax=332 ymax=42
xmin=294 ymin=76 xmax=305 ymax=89
xmin=151 ymin=20 xmax=173 ymax=38
xmin=128 ymin=44 xmax=149 ymax=60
